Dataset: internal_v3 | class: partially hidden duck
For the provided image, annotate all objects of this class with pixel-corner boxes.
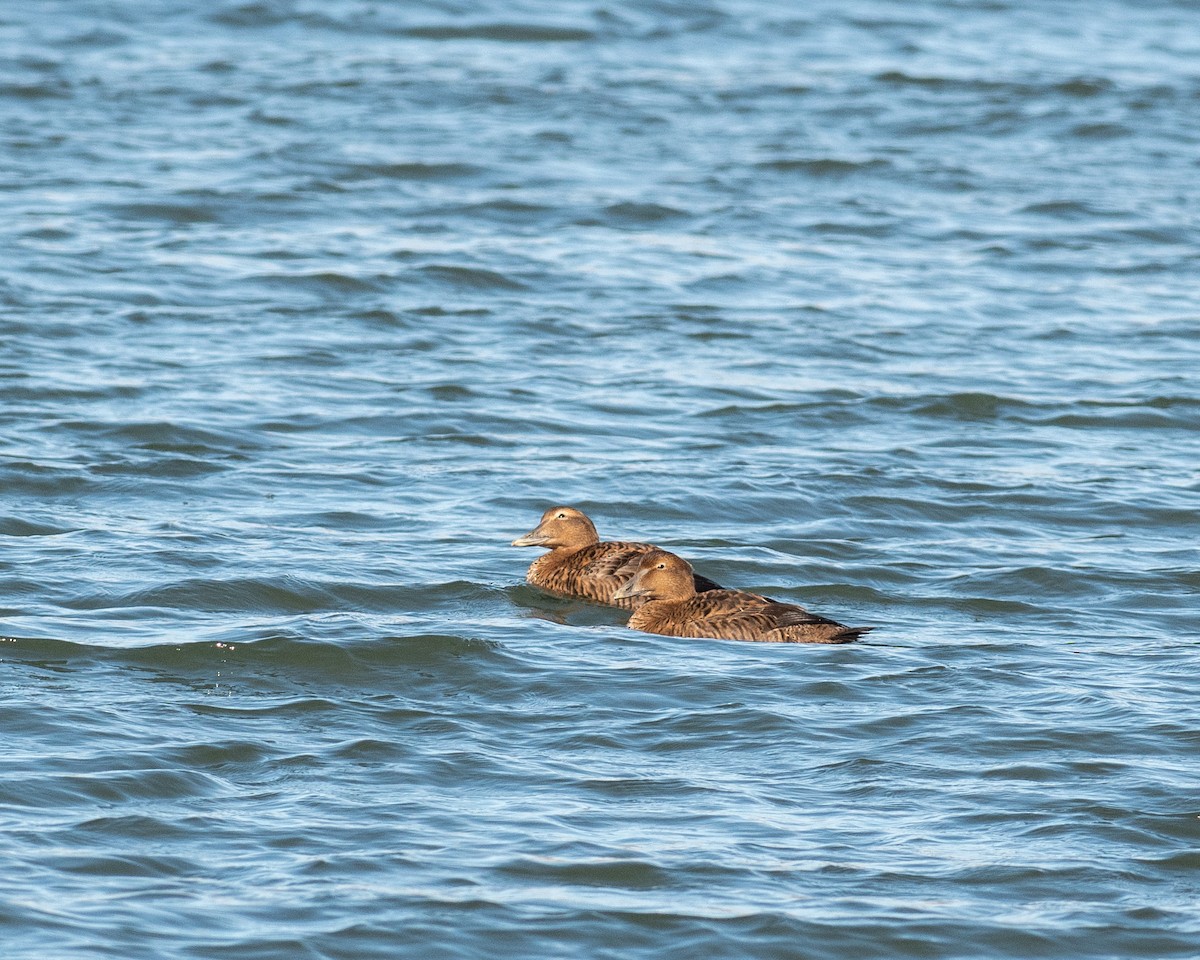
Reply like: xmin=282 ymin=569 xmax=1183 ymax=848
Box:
xmin=614 ymin=549 xmax=871 ymax=644
xmin=512 ymin=506 xmax=722 ymax=609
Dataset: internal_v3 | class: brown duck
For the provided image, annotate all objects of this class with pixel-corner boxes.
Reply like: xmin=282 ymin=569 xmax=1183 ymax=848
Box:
xmin=511 ymin=506 xmax=722 ymax=609
xmin=613 ymin=549 xmax=871 ymax=644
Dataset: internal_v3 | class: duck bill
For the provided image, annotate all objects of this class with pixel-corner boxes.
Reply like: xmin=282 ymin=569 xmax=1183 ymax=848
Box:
xmin=612 ymin=576 xmax=650 ymax=601
xmin=511 ymin=528 xmax=551 ymax=547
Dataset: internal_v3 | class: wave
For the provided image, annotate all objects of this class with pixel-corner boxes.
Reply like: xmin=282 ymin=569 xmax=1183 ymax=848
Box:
xmin=334 ymin=161 xmax=484 ymax=182
xmin=55 ymin=577 xmax=507 ymax=616
xmin=756 ymin=158 xmax=890 ymax=177
xmin=419 ymin=265 xmax=529 ymax=290
xmin=0 ymin=81 xmax=72 ymax=100
xmin=0 ymin=517 xmax=74 ymax=537
xmin=859 ymin=393 xmax=1200 ymax=429
xmin=105 ymin=202 xmax=221 ymax=225
xmin=1 ymin=631 xmax=508 ymax=672
xmin=209 ymin=1 xmax=296 ymax=28
xmin=249 ymin=271 xmax=390 ymax=294
xmin=600 ymin=202 xmax=690 ymax=224
xmin=54 ymin=419 xmax=255 ymax=453
xmin=873 ymin=71 xmax=1116 ymax=98
xmin=400 ymin=24 xmax=596 ymax=43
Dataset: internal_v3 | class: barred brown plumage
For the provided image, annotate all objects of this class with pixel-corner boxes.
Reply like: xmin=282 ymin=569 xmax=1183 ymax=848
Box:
xmin=614 ymin=550 xmax=871 ymax=644
xmin=512 ymin=506 xmax=722 ymax=609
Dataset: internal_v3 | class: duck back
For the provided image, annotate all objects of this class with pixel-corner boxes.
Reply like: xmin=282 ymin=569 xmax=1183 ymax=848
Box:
xmin=528 ymin=542 xmax=721 ymax=609
xmin=629 ymin=589 xmax=870 ymax=644
xmin=528 ymin=540 xmax=654 ymax=608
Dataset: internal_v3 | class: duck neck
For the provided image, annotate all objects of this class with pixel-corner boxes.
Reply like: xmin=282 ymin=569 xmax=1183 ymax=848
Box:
xmin=628 ymin=597 xmax=674 ymax=629
xmin=532 ymin=543 xmax=584 ymax=574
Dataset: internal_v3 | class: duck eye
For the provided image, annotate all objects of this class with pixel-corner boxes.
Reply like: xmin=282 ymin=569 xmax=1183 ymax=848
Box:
xmin=556 ymin=512 xmax=567 ymax=519
xmin=656 ymin=563 xmax=665 ymax=569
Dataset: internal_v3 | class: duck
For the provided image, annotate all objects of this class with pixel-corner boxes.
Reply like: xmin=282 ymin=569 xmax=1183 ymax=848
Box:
xmin=511 ymin=506 xmax=722 ymax=609
xmin=613 ymin=549 xmax=871 ymax=644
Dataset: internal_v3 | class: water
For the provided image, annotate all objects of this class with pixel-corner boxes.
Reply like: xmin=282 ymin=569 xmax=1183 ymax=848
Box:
xmin=2 ymin=0 xmax=1199 ymax=956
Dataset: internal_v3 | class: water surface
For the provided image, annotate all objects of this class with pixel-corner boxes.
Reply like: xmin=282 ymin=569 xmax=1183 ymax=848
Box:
xmin=2 ymin=1 xmax=1199 ymax=957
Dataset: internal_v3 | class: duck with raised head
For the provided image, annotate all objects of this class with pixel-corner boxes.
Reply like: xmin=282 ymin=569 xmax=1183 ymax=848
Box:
xmin=613 ymin=549 xmax=871 ymax=644
xmin=511 ymin=506 xmax=722 ymax=608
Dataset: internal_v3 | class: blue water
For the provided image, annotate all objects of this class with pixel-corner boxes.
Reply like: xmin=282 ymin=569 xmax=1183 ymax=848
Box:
xmin=3 ymin=1 xmax=1199 ymax=957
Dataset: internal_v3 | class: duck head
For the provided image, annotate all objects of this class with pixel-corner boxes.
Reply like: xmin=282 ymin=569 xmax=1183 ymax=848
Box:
xmin=511 ymin=506 xmax=600 ymax=550
xmin=612 ymin=549 xmax=697 ymax=602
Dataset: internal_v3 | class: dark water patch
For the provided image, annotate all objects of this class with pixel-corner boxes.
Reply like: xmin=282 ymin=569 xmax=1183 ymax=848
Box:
xmin=808 ymin=220 xmax=896 ymax=238
xmin=496 ymin=856 xmax=673 ymax=889
xmin=350 ymin=308 xmax=410 ymax=329
xmin=335 ymin=161 xmax=484 ymax=182
xmin=757 ymin=158 xmax=890 ymax=177
xmin=419 ymin=264 xmax=529 ymax=290
xmin=0 ymin=517 xmax=73 ymax=537
xmin=873 ymin=71 xmax=1118 ymax=101
xmin=594 ymin=202 xmax=690 ymax=225
xmin=856 ymin=392 xmax=1200 ymax=431
xmin=190 ymin=92 xmax=249 ymax=108
xmin=1070 ymin=122 xmax=1132 ymax=139
xmin=696 ymin=392 xmax=863 ymax=420
xmin=89 ymin=457 xmax=233 ymax=479
xmin=1036 ymin=409 xmax=1198 ymax=430
xmin=70 ymin=576 xmax=351 ymax=615
xmin=576 ymin=776 xmax=713 ymax=800
xmin=60 ymin=28 xmax=131 ymax=48
xmin=1056 ymin=77 xmax=1115 ymax=97
xmin=2 ymin=632 xmax=510 ymax=676
xmin=1108 ymin=225 xmax=1194 ymax=245
xmin=54 ymin=419 xmax=261 ymax=455
xmin=632 ymin=704 xmax=817 ymax=746
xmin=0 ymin=53 xmax=61 ymax=71
xmin=210 ymin=1 xmax=298 ymax=28
xmin=187 ymin=698 xmax=344 ymax=721
xmin=0 ymin=80 xmax=72 ymax=100
xmin=0 ymin=461 xmax=95 ymax=497
xmin=71 ymin=813 xmax=209 ymax=843
xmin=165 ymin=740 xmax=276 ymax=771
xmin=328 ymin=738 xmax=410 ymax=763
xmin=106 ymin=202 xmax=221 ymax=225
xmin=426 ymin=383 xmax=477 ymax=401
xmin=251 ymin=270 xmax=390 ymax=294
xmin=253 ymin=413 xmax=347 ymax=434
xmin=870 ymin=391 xmax=1032 ymax=421
xmin=445 ymin=200 xmax=559 ymax=224
xmin=46 ymin=853 xmax=200 ymax=878
xmin=247 ymin=108 xmax=296 ymax=126
xmin=1019 ymin=200 xmax=1116 ymax=218
xmin=19 ymin=226 xmax=74 ymax=241
xmin=408 ymin=305 xmax=492 ymax=317
xmin=297 ymin=510 xmax=398 ymax=532
xmin=873 ymin=70 xmax=975 ymax=90
xmin=0 ymin=768 xmax=227 ymax=809
xmin=400 ymin=24 xmax=596 ymax=43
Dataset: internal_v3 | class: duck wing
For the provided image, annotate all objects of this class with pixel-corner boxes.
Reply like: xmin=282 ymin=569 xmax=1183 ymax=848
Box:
xmin=568 ymin=540 xmax=657 ymax=605
xmin=756 ymin=602 xmax=845 ymax=628
xmin=691 ymin=571 xmax=725 ymax=593
xmin=530 ymin=540 xmax=651 ymax=604
xmin=674 ymin=592 xmax=866 ymax=643
xmin=758 ymin=603 xmax=872 ymax=643
xmin=580 ymin=540 xmax=652 ymax=579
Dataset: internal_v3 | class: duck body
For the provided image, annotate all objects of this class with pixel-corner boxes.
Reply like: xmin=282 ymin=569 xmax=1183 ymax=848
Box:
xmin=512 ymin=507 xmax=721 ymax=609
xmin=614 ymin=550 xmax=871 ymax=644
